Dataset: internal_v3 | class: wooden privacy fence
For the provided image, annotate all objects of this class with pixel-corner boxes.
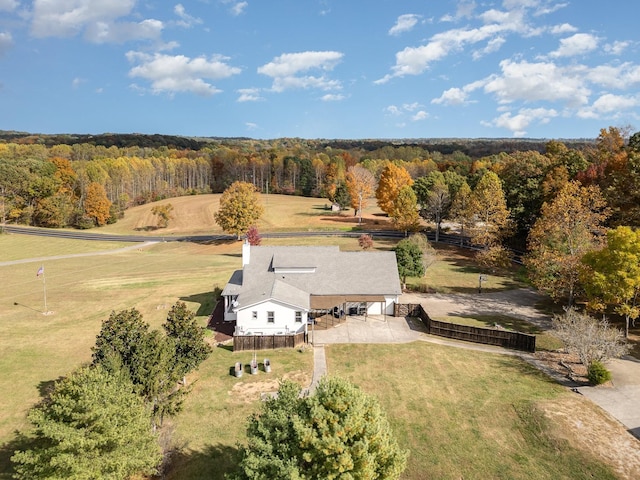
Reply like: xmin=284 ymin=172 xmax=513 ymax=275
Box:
xmin=394 ymin=303 xmax=536 ymax=353
xmin=233 ymin=332 xmax=306 ymax=352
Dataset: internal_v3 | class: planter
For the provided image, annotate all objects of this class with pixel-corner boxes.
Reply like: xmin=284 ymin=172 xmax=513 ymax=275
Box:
xmin=234 ymin=362 xmax=243 ymax=378
xmin=250 ymin=360 xmax=258 ymax=375
xmin=264 ymin=358 xmax=271 ymax=373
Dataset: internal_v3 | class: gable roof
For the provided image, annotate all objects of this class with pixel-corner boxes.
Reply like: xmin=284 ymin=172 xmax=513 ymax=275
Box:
xmin=224 ymin=245 xmax=402 ymax=311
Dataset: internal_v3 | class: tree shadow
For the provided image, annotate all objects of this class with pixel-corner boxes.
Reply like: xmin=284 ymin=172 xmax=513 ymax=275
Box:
xmin=134 ymin=225 xmax=160 ymax=231
xmin=163 ymin=443 xmax=240 ymax=480
xmin=180 ymin=290 xmax=220 ymax=317
xmin=0 ymin=431 xmax=34 ymax=479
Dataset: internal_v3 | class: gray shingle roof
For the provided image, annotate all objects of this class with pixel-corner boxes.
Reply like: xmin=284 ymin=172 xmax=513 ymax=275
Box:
xmin=226 ymin=245 xmax=402 ymax=310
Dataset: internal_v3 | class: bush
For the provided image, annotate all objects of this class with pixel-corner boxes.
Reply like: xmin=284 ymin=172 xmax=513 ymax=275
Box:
xmin=587 ymin=361 xmax=612 ymax=385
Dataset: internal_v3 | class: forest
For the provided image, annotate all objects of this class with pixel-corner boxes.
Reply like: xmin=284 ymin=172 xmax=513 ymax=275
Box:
xmin=0 ymin=126 xmax=636 ymax=239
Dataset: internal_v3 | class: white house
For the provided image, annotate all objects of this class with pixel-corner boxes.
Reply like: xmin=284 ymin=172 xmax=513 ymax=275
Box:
xmin=221 ymin=244 xmax=403 ymax=337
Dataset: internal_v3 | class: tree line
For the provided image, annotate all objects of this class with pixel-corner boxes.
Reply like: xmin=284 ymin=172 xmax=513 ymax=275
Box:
xmin=0 ymin=130 xmax=599 ymax=230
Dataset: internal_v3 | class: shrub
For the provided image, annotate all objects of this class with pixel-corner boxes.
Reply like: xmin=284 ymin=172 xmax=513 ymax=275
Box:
xmin=587 ymin=361 xmax=612 ymax=385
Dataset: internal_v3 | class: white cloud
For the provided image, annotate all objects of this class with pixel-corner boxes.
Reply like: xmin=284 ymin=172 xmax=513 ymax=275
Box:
xmin=258 ymin=51 xmax=343 ymax=93
xmin=85 ymin=18 xmax=164 ymax=44
xmin=229 ymin=1 xmax=247 ymax=16
xmin=377 ymin=3 xmax=538 ymax=83
xmin=389 ymin=14 xmax=421 ymax=36
xmin=30 ymin=0 xmax=164 ymax=44
xmin=71 ymin=77 xmax=86 ymax=88
xmin=0 ymin=0 xmax=18 ymax=11
xmin=549 ymin=23 xmax=577 ymax=34
xmin=245 ymin=122 xmax=258 ymax=130
xmin=321 ymin=93 xmax=345 ymax=101
xmin=0 ymin=31 xmax=12 ymax=55
xmin=578 ymin=93 xmax=640 ymax=119
xmin=174 ymin=3 xmax=202 ymax=28
xmin=549 ymin=32 xmax=599 ymax=58
xmin=587 ymin=63 xmax=640 ymax=89
xmin=384 ymin=105 xmax=402 ymax=116
xmin=605 ymin=40 xmax=630 ymax=56
xmin=412 ymin=110 xmax=429 ymax=121
xmin=126 ymin=51 xmax=241 ymax=96
xmin=472 ymin=36 xmax=505 ymax=59
xmin=487 ymin=107 xmax=558 ymax=136
xmin=483 ymin=59 xmax=590 ymax=107
xmin=237 ymin=88 xmax=263 ymax=102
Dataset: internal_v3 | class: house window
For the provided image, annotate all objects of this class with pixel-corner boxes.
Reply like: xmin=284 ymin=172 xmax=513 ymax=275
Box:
xmin=295 ymin=311 xmax=302 ymax=323
xmin=267 ymin=311 xmax=275 ymax=323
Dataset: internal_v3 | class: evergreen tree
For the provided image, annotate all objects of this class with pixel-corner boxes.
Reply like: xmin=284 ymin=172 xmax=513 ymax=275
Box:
xmin=12 ymin=365 xmax=161 ymax=480
xmin=394 ymin=237 xmax=425 ymax=289
xmin=231 ymin=377 xmax=407 ymax=480
xmin=163 ymin=301 xmax=212 ymax=384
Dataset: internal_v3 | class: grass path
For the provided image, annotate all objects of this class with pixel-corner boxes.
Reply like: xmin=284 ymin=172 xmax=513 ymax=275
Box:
xmin=0 ymin=241 xmax=157 ymax=266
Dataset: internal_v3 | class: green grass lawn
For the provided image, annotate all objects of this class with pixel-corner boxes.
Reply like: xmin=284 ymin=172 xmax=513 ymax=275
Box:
xmin=327 ymin=343 xmax=617 ymax=480
xmin=0 ymin=234 xmax=135 ymax=262
xmin=409 ymin=244 xmax=527 ymax=294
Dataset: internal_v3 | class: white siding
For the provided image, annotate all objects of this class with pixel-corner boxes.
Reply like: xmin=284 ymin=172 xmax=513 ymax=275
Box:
xmin=236 ymin=299 xmax=307 ymax=335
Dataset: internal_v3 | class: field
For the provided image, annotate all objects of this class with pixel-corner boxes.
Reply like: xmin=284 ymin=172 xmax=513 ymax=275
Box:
xmin=0 ymin=195 xmax=636 ymax=479
xmin=94 ymin=193 xmax=394 ymax=236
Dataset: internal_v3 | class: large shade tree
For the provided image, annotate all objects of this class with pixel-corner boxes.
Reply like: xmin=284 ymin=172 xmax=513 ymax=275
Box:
xmin=11 ymin=365 xmax=161 ymax=480
xmin=231 ymin=377 xmax=407 ymax=480
xmin=346 ymin=165 xmax=376 ymax=224
xmin=469 ymin=171 xmax=511 ymax=249
xmin=375 ymin=163 xmax=413 ymax=216
xmin=582 ymin=226 xmax=640 ymax=337
xmin=214 ymin=181 xmax=264 ymax=238
xmin=525 ymin=181 xmax=609 ymax=306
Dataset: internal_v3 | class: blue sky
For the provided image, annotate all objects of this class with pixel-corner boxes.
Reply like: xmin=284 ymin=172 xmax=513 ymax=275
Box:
xmin=0 ymin=0 xmax=638 ymax=139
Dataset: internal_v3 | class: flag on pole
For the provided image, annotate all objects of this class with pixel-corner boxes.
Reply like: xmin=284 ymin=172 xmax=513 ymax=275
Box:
xmin=36 ymin=265 xmax=44 ymax=277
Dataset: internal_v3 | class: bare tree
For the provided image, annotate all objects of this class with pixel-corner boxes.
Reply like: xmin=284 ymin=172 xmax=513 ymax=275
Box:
xmin=552 ymin=308 xmax=629 ymax=368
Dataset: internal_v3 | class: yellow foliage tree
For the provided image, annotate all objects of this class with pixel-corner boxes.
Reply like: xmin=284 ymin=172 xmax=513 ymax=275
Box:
xmin=214 ymin=181 xmax=264 ymax=238
xmin=375 ymin=163 xmax=413 ymax=216
xmin=346 ymin=165 xmax=375 ymax=224
xmin=469 ymin=171 xmax=511 ymax=249
xmin=525 ymin=181 xmax=609 ymax=306
xmin=84 ymin=182 xmax=111 ymax=226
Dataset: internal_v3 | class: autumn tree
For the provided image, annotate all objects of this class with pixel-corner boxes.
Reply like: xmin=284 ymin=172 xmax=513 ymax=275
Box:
xmin=390 ymin=185 xmax=420 ymax=235
xmin=449 ymin=180 xmax=474 ymax=246
xmin=214 ymin=181 xmax=264 ymax=239
xmin=231 ymin=377 xmax=407 ymax=480
xmin=83 ymin=181 xmax=112 ymax=226
xmin=358 ymin=233 xmax=373 ymax=250
xmin=376 ymin=163 xmax=413 ymax=216
xmin=469 ymin=171 xmax=511 ymax=249
xmin=582 ymin=226 xmax=640 ymax=337
xmin=346 ymin=165 xmax=376 ymax=224
xmin=525 ymin=181 xmax=609 ymax=306
xmin=151 ymin=203 xmax=174 ymax=228
xmin=11 ymin=365 xmax=161 ymax=480
xmin=246 ymin=225 xmax=262 ymax=245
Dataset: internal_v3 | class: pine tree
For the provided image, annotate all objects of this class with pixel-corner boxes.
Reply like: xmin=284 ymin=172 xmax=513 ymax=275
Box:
xmin=163 ymin=301 xmax=212 ymax=384
xmin=12 ymin=365 xmax=161 ymax=480
xmin=231 ymin=377 xmax=407 ymax=480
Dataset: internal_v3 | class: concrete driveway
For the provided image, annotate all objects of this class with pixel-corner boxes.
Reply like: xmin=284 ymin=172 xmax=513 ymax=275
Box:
xmin=312 ymin=289 xmax=640 ymax=440
xmin=311 ymin=314 xmax=425 ymax=344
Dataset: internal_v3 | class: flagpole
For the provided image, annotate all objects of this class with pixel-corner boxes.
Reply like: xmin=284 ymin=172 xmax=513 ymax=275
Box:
xmin=42 ymin=270 xmax=47 ymax=313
